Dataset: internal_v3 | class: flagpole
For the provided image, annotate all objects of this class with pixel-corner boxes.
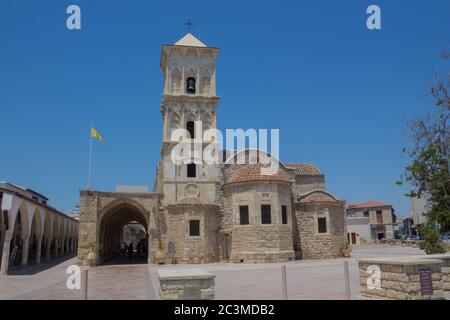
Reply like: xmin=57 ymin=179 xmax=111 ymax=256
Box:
xmin=88 ymin=121 xmax=93 ymax=190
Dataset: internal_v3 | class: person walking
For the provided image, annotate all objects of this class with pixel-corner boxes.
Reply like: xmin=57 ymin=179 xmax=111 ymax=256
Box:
xmin=128 ymin=242 xmax=133 ymax=261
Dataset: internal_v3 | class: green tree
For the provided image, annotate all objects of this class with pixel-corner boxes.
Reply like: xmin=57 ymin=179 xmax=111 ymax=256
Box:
xmin=418 ymin=225 xmax=446 ymax=254
xmin=398 ymin=50 xmax=449 ymax=247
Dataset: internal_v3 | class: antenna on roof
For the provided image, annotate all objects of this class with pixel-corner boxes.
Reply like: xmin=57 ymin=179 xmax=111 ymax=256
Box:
xmin=185 ymin=20 xmax=194 ymax=33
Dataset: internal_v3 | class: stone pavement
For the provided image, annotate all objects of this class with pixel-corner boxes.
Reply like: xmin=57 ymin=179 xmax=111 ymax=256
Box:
xmin=0 ymin=256 xmax=155 ymax=300
xmin=0 ymin=245 xmax=434 ymax=300
xmin=150 ymin=245 xmax=426 ymax=300
xmin=0 ymin=257 xmax=79 ymax=300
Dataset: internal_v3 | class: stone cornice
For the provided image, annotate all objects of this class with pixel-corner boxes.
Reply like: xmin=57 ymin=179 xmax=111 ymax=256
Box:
xmin=223 ymin=179 xmax=292 ymax=189
xmin=161 ymin=94 xmax=220 ymax=105
xmin=79 ymin=190 xmax=162 ymax=199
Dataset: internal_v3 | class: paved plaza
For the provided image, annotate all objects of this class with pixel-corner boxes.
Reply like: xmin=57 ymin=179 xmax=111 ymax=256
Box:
xmin=0 ymin=245 xmax=431 ymax=300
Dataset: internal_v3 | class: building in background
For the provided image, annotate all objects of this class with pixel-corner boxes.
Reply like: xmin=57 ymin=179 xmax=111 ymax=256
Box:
xmin=411 ymin=196 xmax=430 ymax=234
xmin=0 ymin=181 xmax=78 ymax=275
xmin=346 ymin=201 xmax=396 ymax=243
xmin=397 ymin=216 xmax=415 ymax=237
xmin=122 ymin=223 xmax=147 ymax=248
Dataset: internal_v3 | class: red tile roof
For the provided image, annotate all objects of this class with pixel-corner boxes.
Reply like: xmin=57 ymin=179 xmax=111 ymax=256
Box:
xmin=284 ymin=163 xmax=321 ymax=175
xmin=226 ymin=165 xmax=291 ymax=185
xmin=348 ymin=201 xmax=391 ymax=209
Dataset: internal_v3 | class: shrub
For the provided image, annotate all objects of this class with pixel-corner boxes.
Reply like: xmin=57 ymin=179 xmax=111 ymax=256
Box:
xmin=418 ymin=226 xmax=446 ymax=254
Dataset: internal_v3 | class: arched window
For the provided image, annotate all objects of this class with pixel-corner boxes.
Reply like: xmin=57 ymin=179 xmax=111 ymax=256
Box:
xmin=187 ymin=163 xmax=196 ymax=178
xmin=186 ymin=121 xmax=195 ymax=139
xmin=186 ymin=77 xmax=196 ymax=94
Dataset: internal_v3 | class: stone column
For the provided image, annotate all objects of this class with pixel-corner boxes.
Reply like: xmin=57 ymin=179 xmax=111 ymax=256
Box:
xmin=46 ymin=239 xmax=51 ymax=261
xmin=21 ymin=239 xmax=29 ymax=268
xmin=61 ymin=238 xmax=65 ymax=255
xmin=53 ymin=238 xmax=58 ymax=257
xmin=35 ymin=238 xmax=42 ymax=264
xmin=0 ymin=236 xmax=12 ymax=275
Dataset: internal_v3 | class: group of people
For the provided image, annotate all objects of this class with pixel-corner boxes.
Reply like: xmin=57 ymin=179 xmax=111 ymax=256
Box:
xmin=121 ymin=239 xmax=147 ymax=261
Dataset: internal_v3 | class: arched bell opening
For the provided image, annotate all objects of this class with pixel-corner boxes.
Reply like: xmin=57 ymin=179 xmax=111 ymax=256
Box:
xmin=186 ymin=77 xmax=196 ymax=94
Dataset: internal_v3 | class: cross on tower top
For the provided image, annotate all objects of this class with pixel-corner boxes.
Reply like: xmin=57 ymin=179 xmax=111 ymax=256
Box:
xmin=185 ymin=20 xmax=194 ymax=33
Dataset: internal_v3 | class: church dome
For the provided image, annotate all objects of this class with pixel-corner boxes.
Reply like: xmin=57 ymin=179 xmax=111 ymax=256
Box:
xmin=225 ymin=165 xmax=291 ymax=186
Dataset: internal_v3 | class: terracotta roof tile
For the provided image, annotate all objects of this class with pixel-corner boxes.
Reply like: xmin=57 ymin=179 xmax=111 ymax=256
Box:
xmin=347 ymin=201 xmax=391 ymax=209
xmin=297 ymin=190 xmax=342 ymax=204
xmin=284 ymin=163 xmax=321 ymax=175
xmin=226 ymin=165 xmax=291 ymax=185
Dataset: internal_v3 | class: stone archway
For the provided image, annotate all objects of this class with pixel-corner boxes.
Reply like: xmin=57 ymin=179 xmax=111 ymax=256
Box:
xmin=77 ymin=191 xmax=161 ymax=266
xmin=98 ymin=199 xmax=149 ymax=264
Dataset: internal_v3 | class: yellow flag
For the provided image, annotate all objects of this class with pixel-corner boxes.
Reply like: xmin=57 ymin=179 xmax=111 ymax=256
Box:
xmin=91 ymin=127 xmax=104 ymax=142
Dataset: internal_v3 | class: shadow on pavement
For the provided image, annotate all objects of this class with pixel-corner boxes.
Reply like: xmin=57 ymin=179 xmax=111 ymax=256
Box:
xmin=7 ymin=254 xmax=77 ymax=276
xmin=101 ymin=254 xmax=148 ymax=266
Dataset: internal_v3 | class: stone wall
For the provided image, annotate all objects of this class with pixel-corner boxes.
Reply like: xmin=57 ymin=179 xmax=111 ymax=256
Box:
xmin=292 ymin=175 xmax=325 ymax=197
xmin=222 ymin=181 xmax=295 ymax=263
xmin=77 ymin=190 xmax=161 ymax=266
xmin=359 ymin=257 xmax=444 ymax=300
xmin=165 ymin=204 xmax=220 ymax=264
xmin=414 ymin=254 xmax=450 ymax=291
xmin=295 ymin=202 xmax=345 ymax=259
xmin=230 ymin=225 xmax=295 ymax=263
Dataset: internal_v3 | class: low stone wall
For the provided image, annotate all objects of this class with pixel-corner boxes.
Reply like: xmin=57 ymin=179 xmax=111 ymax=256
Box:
xmin=414 ymin=254 xmax=450 ymax=291
xmin=158 ymin=268 xmax=215 ymax=300
xmin=230 ymin=250 xmax=295 ymax=263
xmin=376 ymin=239 xmax=420 ymax=247
xmin=374 ymin=239 xmax=450 ymax=251
xmin=359 ymin=257 xmax=444 ymax=300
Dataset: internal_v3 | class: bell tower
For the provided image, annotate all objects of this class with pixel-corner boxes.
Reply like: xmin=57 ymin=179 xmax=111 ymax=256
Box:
xmin=157 ymin=33 xmax=221 ymax=206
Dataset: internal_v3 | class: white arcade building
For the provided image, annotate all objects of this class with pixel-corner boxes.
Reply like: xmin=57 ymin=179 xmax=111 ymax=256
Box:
xmin=0 ymin=181 xmax=78 ymax=275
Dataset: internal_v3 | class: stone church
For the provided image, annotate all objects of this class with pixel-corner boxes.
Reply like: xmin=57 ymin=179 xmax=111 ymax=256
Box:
xmin=76 ymin=33 xmax=346 ymax=266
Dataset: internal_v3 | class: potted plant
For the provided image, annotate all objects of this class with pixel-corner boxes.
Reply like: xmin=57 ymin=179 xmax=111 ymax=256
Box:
xmin=154 ymin=246 xmax=166 ymax=265
xmin=342 ymin=239 xmax=352 ymax=257
xmin=84 ymin=241 xmax=101 ymax=267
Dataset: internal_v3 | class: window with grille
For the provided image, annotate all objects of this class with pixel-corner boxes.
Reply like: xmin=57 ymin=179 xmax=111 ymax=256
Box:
xmin=281 ymin=205 xmax=288 ymax=224
xmin=189 ymin=220 xmax=200 ymax=236
xmin=318 ymin=217 xmax=327 ymax=233
xmin=239 ymin=206 xmax=249 ymax=225
xmin=261 ymin=205 xmax=271 ymax=224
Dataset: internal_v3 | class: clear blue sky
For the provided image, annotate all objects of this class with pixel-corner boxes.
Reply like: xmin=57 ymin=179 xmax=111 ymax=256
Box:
xmin=0 ymin=0 xmax=449 ymax=215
